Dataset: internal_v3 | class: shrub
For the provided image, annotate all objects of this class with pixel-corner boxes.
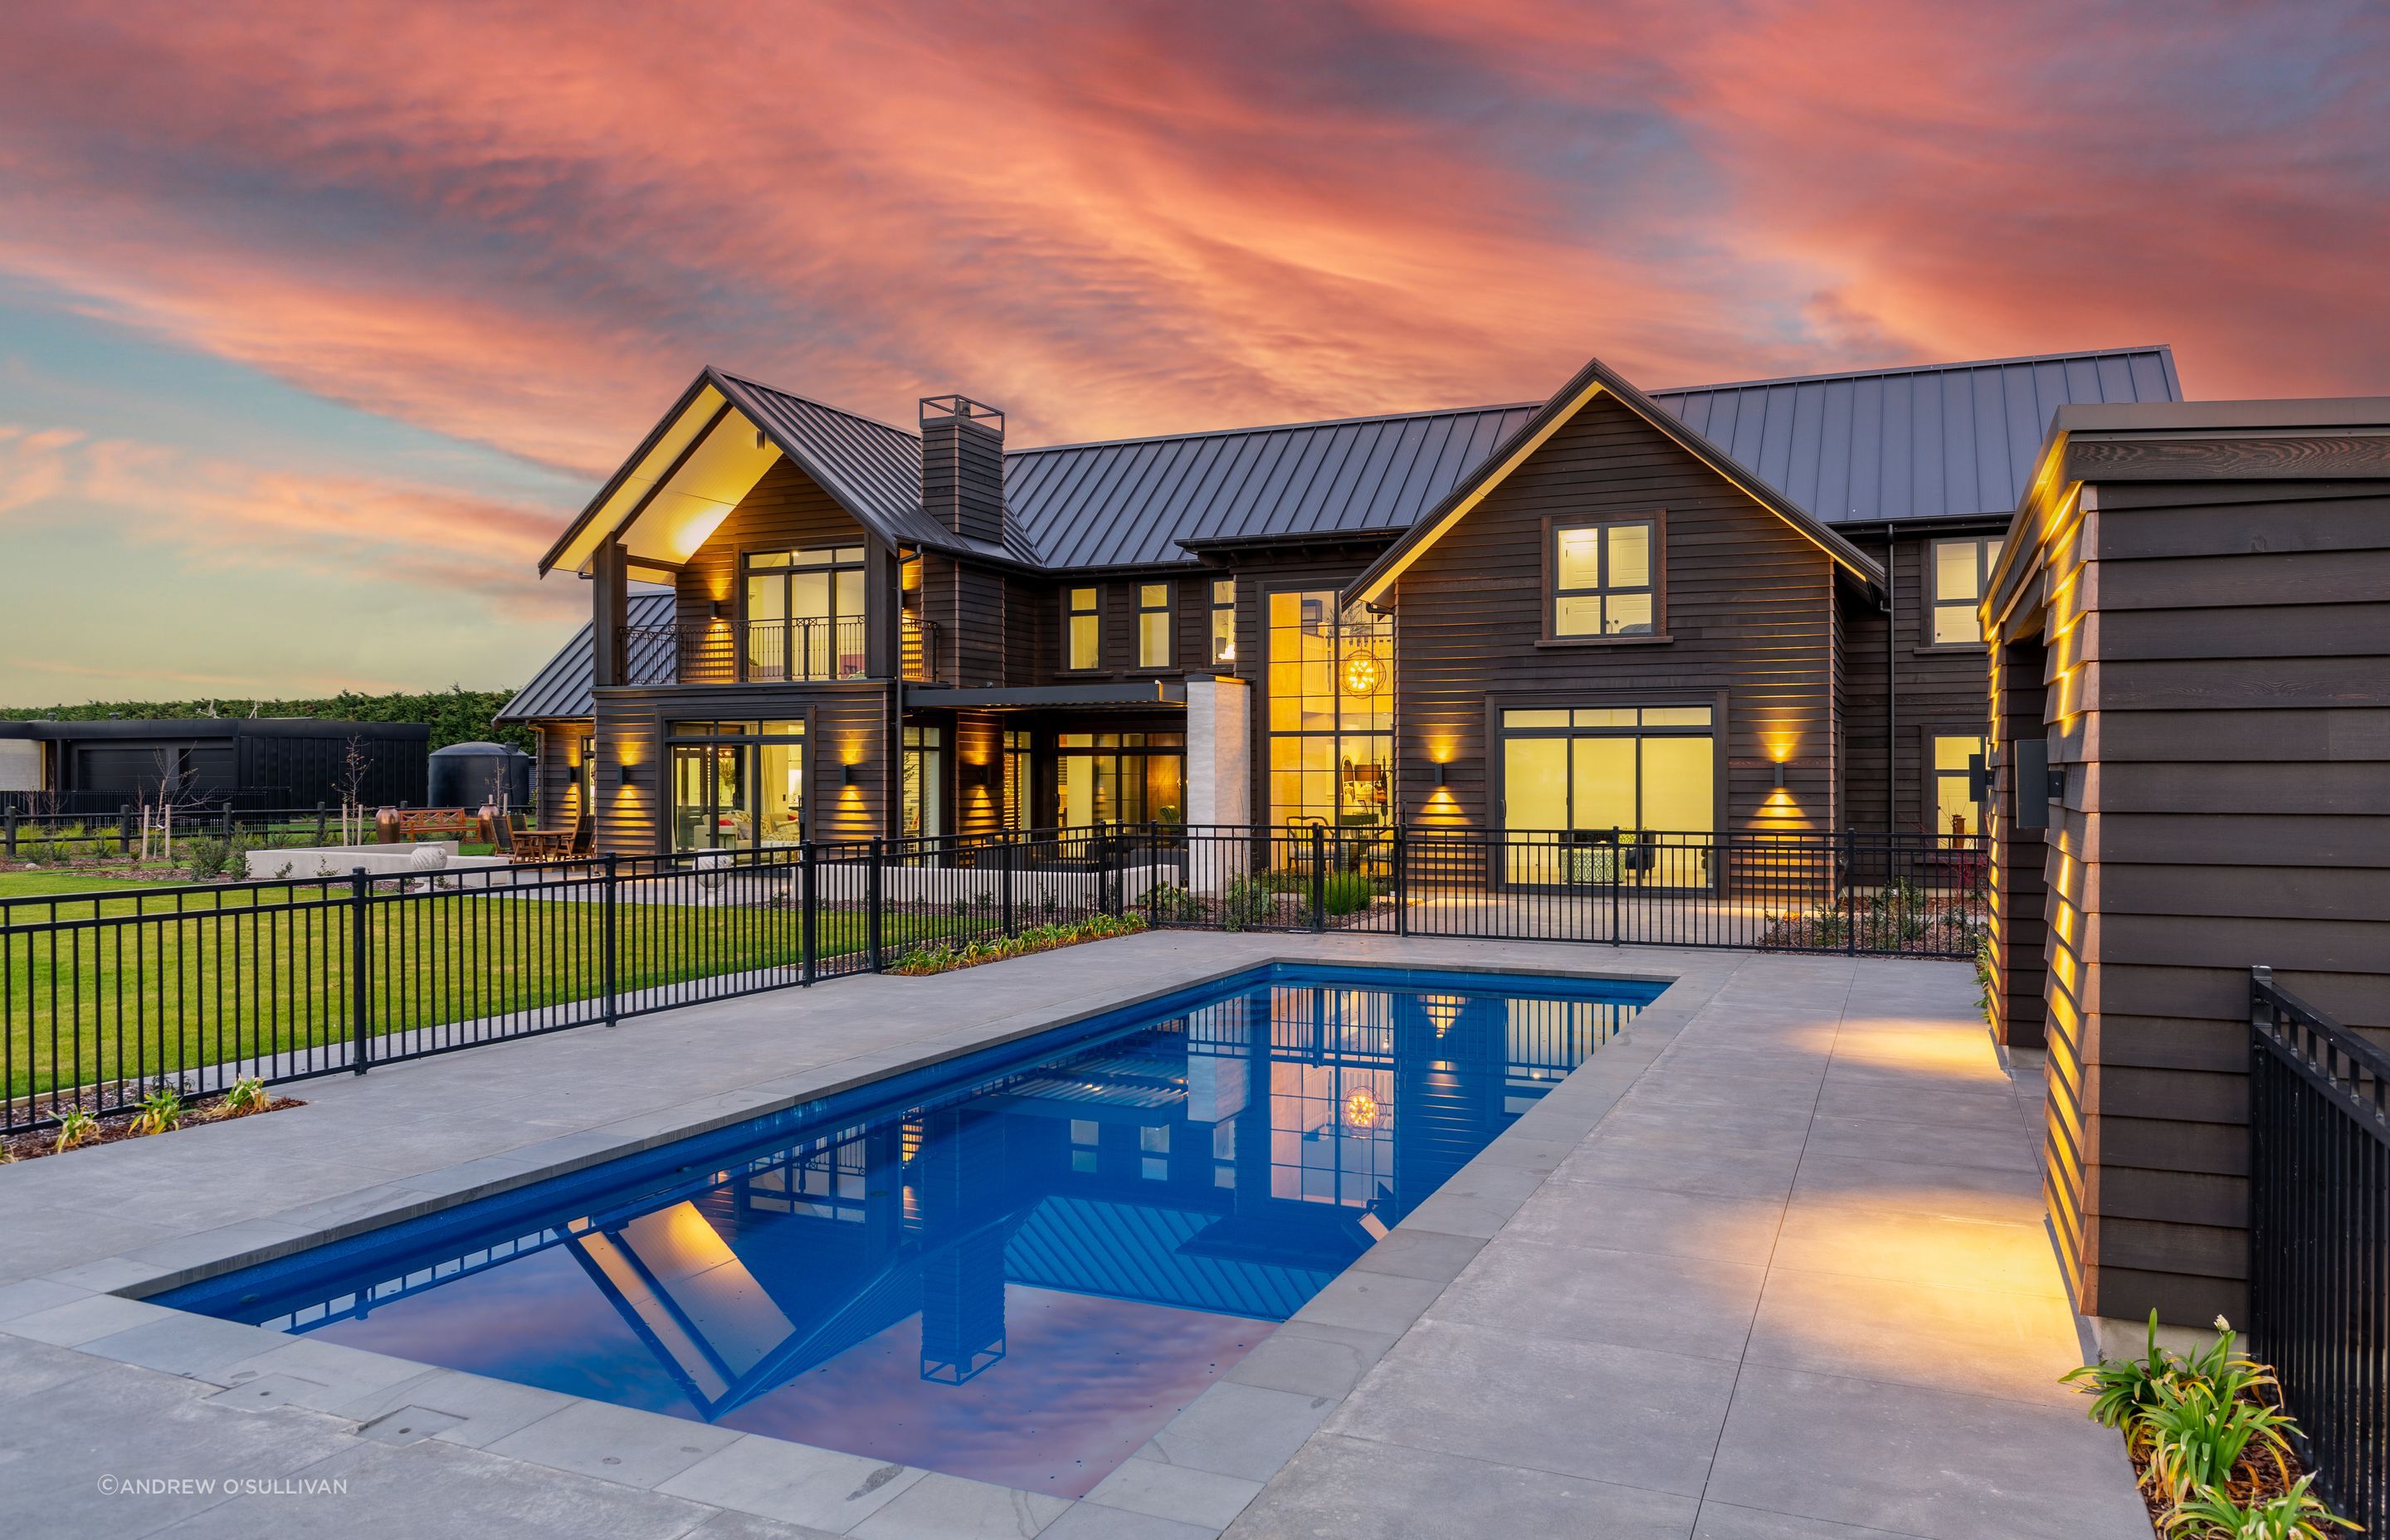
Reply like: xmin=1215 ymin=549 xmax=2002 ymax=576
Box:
xmin=51 ymin=1105 xmax=98 ymax=1153
xmin=1138 ymin=882 xmax=1204 ymax=923
xmin=2066 ymin=1313 xmax=2347 ymax=1536
xmin=182 ymin=835 xmax=229 ymax=879
xmin=1321 ymin=870 xmax=1375 ymax=916
xmin=886 ymin=913 xmax=1148 ymax=975
xmin=224 ymin=1076 xmax=271 ymax=1115
xmin=2161 ymin=1474 xmax=2358 ymax=1538
xmin=1221 ymin=875 xmax=1274 ymax=931
xmin=130 ymin=1084 xmax=185 ymax=1137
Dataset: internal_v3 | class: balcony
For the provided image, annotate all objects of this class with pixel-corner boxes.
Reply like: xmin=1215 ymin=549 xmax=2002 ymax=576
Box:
xmin=621 ymin=616 xmax=942 ymax=686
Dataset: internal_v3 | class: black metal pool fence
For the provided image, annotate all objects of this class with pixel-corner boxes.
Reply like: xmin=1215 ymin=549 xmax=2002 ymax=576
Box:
xmin=1 ymin=822 xmax=1985 ymax=1135
xmin=2249 ymin=966 xmax=2390 ymax=1534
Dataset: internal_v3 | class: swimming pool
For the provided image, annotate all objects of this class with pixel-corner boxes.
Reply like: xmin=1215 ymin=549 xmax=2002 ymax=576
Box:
xmin=163 ymin=962 xmax=1659 ymax=1498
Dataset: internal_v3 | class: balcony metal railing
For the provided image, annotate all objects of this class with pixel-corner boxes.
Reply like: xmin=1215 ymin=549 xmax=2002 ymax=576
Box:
xmin=620 ymin=616 xmax=942 ymax=686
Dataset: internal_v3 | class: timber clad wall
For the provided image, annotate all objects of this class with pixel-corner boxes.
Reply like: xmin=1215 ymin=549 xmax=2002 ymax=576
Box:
xmin=1392 ymin=392 xmax=1841 ymax=832
xmin=1990 ymin=406 xmax=2390 ymax=1327
xmin=1841 ymin=529 xmax=2005 ymax=831
xmin=677 ymin=460 xmax=870 ymax=658
xmin=594 ymin=683 xmax=890 ymax=854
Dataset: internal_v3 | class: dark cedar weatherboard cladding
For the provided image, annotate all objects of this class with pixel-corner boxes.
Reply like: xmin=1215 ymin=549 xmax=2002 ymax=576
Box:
xmin=1390 ymin=392 xmax=1841 ymax=833
xmin=1988 ymin=403 xmax=2390 ymax=1326
xmin=1838 ymin=525 xmax=2008 ymax=831
xmin=677 ymin=459 xmax=872 ymax=665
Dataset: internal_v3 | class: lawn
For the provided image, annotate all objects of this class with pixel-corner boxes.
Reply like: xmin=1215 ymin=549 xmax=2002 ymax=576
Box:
xmin=3 ymin=871 xmax=979 ymax=1104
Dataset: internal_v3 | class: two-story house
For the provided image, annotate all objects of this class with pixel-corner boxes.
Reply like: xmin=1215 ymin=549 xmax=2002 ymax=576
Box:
xmin=499 ymin=344 xmax=2182 ymax=858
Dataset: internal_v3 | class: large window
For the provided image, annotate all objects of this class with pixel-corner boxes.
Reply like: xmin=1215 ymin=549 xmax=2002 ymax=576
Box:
xmin=1137 ymin=582 xmax=1173 ymax=668
xmin=1500 ymin=705 xmax=1713 ymax=884
xmin=1266 ymin=591 xmax=1393 ymax=831
xmin=1056 ymin=732 xmax=1183 ymax=826
xmin=902 ymin=725 xmax=944 ymax=839
xmin=745 ymin=546 xmax=865 ymax=680
xmin=668 ymin=720 xmax=803 ymax=852
xmin=1929 ymin=537 xmax=2003 ymax=646
xmin=1930 ymin=733 xmax=1988 ymax=837
xmin=1065 ymin=587 xmax=1100 ymax=670
xmin=1208 ymin=578 xmax=1235 ymax=666
xmin=1551 ymin=519 xmax=1656 ymax=639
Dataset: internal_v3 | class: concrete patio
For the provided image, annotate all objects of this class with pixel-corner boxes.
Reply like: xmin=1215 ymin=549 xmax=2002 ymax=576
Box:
xmin=0 ymin=933 xmax=2150 ymax=1538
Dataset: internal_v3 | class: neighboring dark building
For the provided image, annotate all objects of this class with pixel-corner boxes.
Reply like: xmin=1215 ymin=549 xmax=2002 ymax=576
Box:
xmin=1983 ymin=397 xmax=2390 ymax=1329
xmin=0 ymin=718 xmax=428 ymax=811
xmin=498 ymin=346 xmax=2180 ymax=855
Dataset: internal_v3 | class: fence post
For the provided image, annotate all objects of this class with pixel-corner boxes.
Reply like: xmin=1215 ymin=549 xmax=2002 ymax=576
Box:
xmin=1393 ymin=823 xmax=1408 ymax=936
xmin=221 ymin=804 xmax=233 ymax=839
xmin=867 ymin=837 xmax=885 ymax=972
xmin=1608 ymin=826 xmax=1622 ymax=946
xmin=316 ymin=802 xmax=328 ymax=846
xmin=800 ymin=841 xmax=818 ymax=985
xmin=602 ymin=851 xmax=619 ymax=1026
xmin=1843 ymin=828 xmax=1857 ymax=955
xmin=1001 ymin=833 xmax=1016 ymax=937
xmin=1310 ymin=825 xmax=1327 ymax=933
xmin=2 ymin=808 xmax=13 ymax=860
xmin=120 ymin=805 xmax=132 ymax=855
xmin=349 ymin=867 xmax=372 ymax=1075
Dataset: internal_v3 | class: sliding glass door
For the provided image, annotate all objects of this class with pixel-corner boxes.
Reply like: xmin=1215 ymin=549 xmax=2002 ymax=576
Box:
xmin=668 ymin=720 xmax=805 ymax=852
xmin=1499 ymin=705 xmax=1714 ymax=885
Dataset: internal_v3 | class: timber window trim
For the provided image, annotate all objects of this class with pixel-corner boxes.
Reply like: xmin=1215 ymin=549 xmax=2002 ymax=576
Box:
xmin=1925 ymin=535 xmax=2003 ymax=650
xmin=1540 ymin=513 xmax=1670 ymax=646
xmin=1134 ymin=581 xmax=1175 ymax=670
xmin=1063 ymin=585 xmax=1101 ymax=671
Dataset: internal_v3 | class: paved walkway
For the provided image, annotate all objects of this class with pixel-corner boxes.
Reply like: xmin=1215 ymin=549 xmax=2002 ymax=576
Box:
xmin=0 ymin=936 xmax=2149 ymax=1539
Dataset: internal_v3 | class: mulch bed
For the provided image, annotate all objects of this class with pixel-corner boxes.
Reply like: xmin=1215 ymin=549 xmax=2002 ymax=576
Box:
xmin=1 ymin=1087 xmax=303 ymax=1164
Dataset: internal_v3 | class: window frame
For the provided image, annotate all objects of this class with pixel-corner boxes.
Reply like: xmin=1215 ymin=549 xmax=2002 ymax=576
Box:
xmin=1924 ymin=535 xmax=2002 ymax=651
xmin=1062 ymin=585 xmax=1101 ymax=672
xmin=1207 ymin=577 xmax=1236 ymax=668
xmin=1134 ymin=580 xmax=1175 ymax=670
xmin=739 ymin=543 xmax=867 ymax=681
xmin=1921 ymin=724 xmax=1989 ymax=838
xmin=1539 ymin=512 xmax=1669 ymax=646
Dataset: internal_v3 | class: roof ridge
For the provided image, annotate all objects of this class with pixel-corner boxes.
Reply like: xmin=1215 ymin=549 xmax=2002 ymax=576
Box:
xmin=711 ymin=368 xmax=922 ymax=443
xmin=1646 ymin=345 xmax=2174 ymax=397
xmin=1009 ymin=401 xmax=1542 ymax=457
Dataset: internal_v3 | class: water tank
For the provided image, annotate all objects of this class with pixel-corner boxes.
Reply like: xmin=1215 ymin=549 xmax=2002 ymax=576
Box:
xmin=427 ymin=741 xmax=532 ymax=811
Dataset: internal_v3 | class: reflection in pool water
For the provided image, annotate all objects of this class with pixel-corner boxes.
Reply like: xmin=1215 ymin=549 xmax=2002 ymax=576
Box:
xmin=172 ymin=965 xmax=1656 ymax=1497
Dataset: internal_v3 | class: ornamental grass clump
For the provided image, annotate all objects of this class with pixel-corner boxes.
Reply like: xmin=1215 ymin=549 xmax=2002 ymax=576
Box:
xmin=2063 ymin=1313 xmax=2353 ymax=1539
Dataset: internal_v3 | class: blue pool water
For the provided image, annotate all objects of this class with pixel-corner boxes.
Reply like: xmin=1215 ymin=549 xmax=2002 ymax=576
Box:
xmin=166 ymin=963 xmax=1659 ymax=1496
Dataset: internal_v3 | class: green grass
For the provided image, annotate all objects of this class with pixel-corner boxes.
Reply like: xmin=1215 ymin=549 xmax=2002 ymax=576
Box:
xmin=4 ymin=883 xmax=975 ymax=1101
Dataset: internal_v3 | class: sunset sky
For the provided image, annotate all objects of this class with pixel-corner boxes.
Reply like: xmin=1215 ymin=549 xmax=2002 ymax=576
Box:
xmin=2 ymin=2 xmax=2383 ymax=703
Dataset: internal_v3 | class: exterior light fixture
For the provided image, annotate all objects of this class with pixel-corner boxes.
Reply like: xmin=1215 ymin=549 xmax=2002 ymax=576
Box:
xmin=753 ymin=427 xmax=768 ymax=451
xmin=841 ymin=762 xmax=858 ymax=787
xmin=615 ymin=761 xmax=636 ymax=788
xmin=710 ymin=598 xmax=729 ymax=621
xmin=1773 ymin=761 xmax=1785 ymax=789
xmin=1344 ymin=1089 xmax=1378 ymax=1128
xmin=1433 ymin=762 xmax=1447 ymax=787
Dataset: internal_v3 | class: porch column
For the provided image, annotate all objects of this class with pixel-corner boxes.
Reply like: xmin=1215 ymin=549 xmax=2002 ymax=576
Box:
xmin=1184 ymin=675 xmax=1250 ymax=894
xmin=592 ymin=536 xmax=628 ymax=688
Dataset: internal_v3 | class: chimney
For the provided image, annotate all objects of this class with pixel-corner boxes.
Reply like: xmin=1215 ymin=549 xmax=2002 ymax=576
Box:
xmin=919 ymin=395 xmax=1006 ymax=545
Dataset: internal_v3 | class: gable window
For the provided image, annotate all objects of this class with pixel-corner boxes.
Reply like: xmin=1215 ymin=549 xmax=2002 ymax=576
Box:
xmin=745 ymin=546 xmax=865 ymax=680
xmin=1137 ymin=582 xmax=1173 ymax=669
xmin=1551 ymin=519 xmax=1657 ymax=639
xmin=1065 ymin=586 xmax=1100 ymax=670
xmin=1929 ymin=537 xmax=2002 ymax=646
xmin=1208 ymin=578 xmax=1236 ymax=665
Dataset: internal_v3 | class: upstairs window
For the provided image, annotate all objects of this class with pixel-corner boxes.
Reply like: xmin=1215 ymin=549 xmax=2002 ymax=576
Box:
xmin=1551 ymin=519 xmax=1656 ymax=639
xmin=1208 ymin=578 xmax=1236 ymax=665
xmin=1137 ymin=582 xmax=1173 ymax=668
xmin=1066 ymin=586 xmax=1100 ymax=670
xmin=1929 ymin=537 xmax=2003 ymax=646
xmin=744 ymin=546 xmax=865 ymax=680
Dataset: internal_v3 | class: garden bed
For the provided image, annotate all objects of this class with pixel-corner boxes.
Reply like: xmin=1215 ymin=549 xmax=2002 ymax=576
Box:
xmin=2 ymin=1081 xmax=301 ymax=1164
xmin=885 ymin=914 xmax=1149 ymax=975
xmin=2066 ymin=1313 xmax=2353 ymax=1538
